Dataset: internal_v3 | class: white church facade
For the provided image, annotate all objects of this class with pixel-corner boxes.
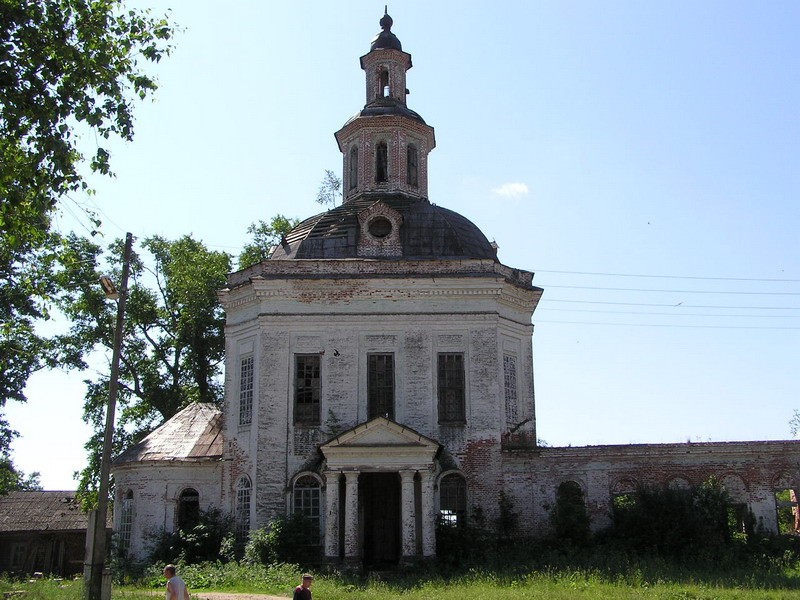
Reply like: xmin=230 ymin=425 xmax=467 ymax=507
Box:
xmin=112 ymin=13 xmax=800 ymax=567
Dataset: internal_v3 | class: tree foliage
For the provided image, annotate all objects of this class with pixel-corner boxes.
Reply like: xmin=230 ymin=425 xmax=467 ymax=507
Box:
xmin=316 ymin=169 xmax=341 ymax=206
xmin=53 ymin=234 xmax=230 ymax=504
xmin=0 ymin=0 xmax=174 ymax=472
xmin=609 ymin=477 xmax=733 ymax=558
xmin=237 ymin=214 xmax=299 ymax=269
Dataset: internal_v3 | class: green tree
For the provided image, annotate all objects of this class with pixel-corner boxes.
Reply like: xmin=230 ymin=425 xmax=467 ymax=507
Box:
xmin=0 ymin=0 xmax=174 ymax=470
xmin=237 ymin=214 xmax=299 ymax=269
xmin=316 ymin=169 xmax=342 ymax=206
xmin=54 ymin=234 xmax=230 ymax=505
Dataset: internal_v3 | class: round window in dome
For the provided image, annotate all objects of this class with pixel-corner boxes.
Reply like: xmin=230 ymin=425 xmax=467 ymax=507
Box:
xmin=368 ymin=216 xmax=393 ymax=238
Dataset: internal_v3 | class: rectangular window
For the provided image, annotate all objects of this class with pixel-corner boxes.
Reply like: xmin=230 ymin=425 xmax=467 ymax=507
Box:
xmin=438 ymin=353 xmax=465 ymax=423
xmin=368 ymin=353 xmax=394 ymax=419
xmin=239 ymin=355 xmax=254 ymax=426
xmin=295 ymin=355 xmax=321 ymax=425
xmin=118 ymin=491 xmax=134 ymax=555
xmin=293 ymin=477 xmax=321 ymax=545
xmin=503 ymin=354 xmax=518 ymax=428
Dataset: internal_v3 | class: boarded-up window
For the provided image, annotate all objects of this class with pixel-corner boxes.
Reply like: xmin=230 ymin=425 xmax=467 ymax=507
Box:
xmin=438 ymin=353 xmax=465 ymax=423
xmin=239 ymin=355 xmax=254 ymax=426
xmin=368 ymin=353 xmax=394 ymax=419
xmin=295 ymin=354 xmax=321 ymax=425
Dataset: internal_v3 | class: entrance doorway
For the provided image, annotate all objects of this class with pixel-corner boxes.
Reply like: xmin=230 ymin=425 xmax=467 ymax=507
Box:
xmin=360 ymin=472 xmax=400 ymax=567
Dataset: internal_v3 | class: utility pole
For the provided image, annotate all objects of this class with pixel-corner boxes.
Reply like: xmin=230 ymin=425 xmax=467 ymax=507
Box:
xmin=84 ymin=232 xmax=133 ymax=600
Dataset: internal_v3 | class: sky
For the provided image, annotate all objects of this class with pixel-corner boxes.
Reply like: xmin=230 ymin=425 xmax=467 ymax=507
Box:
xmin=8 ymin=1 xmax=800 ymax=490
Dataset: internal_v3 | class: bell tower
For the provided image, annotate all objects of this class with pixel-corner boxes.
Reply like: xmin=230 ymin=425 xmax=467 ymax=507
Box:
xmin=335 ymin=10 xmax=436 ymax=203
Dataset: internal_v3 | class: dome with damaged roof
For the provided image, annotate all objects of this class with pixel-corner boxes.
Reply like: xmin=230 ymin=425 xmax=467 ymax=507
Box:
xmin=269 ymin=194 xmax=497 ymax=261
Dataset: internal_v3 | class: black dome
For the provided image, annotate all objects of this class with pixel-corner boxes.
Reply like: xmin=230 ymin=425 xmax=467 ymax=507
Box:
xmin=342 ymin=97 xmax=427 ymax=127
xmin=370 ymin=12 xmax=402 ymax=51
xmin=270 ymin=195 xmax=497 ymax=261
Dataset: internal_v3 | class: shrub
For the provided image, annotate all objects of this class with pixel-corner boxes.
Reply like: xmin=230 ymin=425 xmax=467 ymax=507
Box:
xmin=608 ymin=476 xmax=734 ymax=559
xmin=244 ymin=514 xmax=321 ymax=567
xmin=146 ymin=508 xmax=234 ymax=565
xmin=550 ymin=481 xmax=591 ymax=547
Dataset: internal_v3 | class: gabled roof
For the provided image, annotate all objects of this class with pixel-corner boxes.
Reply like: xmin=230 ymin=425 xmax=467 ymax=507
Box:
xmin=0 ymin=491 xmax=98 ymax=533
xmin=321 ymin=417 xmax=440 ymax=471
xmin=113 ymin=403 xmax=223 ymax=465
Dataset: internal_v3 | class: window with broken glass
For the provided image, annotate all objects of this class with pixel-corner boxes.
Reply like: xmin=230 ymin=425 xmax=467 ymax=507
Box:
xmin=295 ymin=354 xmax=321 ymax=425
xmin=375 ymin=141 xmax=388 ymax=182
xmin=349 ymin=146 xmax=358 ymax=190
xmin=293 ymin=475 xmax=322 ymax=545
xmin=407 ymin=144 xmax=418 ymax=187
xmin=368 ymin=353 xmax=394 ymax=419
xmin=239 ymin=355 xmax=254 ymax=426
xmin=439 ymin=473 xmax=467 ymax=526
xmin=177 ymin=488 xmax=200 ymax=531
xmin=438 ymin=353 xmax=465 ymax=423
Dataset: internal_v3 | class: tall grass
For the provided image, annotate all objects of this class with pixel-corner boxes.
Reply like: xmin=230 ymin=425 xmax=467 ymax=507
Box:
xmin=1 ymin=545 xmax=798 ymax=600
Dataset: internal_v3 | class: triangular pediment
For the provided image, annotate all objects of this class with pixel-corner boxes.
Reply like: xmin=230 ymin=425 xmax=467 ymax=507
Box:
xmin=321 ymin=417 xmax=439 ymax=471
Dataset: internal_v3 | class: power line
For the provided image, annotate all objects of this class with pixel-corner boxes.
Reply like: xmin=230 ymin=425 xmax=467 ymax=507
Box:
xmin=535 ymin=320 xmax=800 ymax=330
xmin=544 ymin=308 xmax=800 ymax=318
xmin=547 ymin=285 xmax=800 ymax=296
xmin=542 ymin=299 xmax=800 ymax=310
xmin=534 ymin=268 xmax=800 ymax=283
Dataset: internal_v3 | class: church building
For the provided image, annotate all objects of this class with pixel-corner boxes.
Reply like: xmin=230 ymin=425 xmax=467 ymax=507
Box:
xmin=112 ymin=13 xmax=800 ymax=567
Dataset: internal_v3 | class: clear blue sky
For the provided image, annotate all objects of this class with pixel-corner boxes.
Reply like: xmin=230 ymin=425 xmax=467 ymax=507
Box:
xmin=9 ymin=1 xmax=800 ymax=489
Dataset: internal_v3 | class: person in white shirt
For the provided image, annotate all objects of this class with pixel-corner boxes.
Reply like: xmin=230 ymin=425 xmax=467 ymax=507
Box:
xmin=164 ymin=564 xmax=190 ymax=600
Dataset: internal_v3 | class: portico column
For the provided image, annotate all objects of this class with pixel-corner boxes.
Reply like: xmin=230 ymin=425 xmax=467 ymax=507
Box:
xmin=323 ymin=471 xmax=341 ymax=560
xmin=399 ymin=469 xmax=416 ymax=559
xmin=419 ymin=469 xmax=436 ymax=557
xmin=343 ymin=471 xmax=360 ymax=560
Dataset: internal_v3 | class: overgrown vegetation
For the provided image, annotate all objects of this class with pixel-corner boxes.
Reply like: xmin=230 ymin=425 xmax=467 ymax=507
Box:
xmin=244 ymin=513 xmax=322 ymax=566
xmin=81 ymin=477 xmax=800 ymax=599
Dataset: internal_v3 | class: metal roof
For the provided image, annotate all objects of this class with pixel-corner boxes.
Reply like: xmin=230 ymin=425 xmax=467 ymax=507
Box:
xmin=270 ymin=194 xmax=498 ymax=261
xmin=113 ymin=403 xmax=223 ymax=465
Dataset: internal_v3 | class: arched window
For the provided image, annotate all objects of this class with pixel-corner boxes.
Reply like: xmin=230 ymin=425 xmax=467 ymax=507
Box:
xmin=293 ymin=475 xmax=321 ymax=544
xmin=375 ymin=142 xmax=388 ymax=183
xmin=439 ymin=473 xmax=466 ymax=526
xmin=235 ymin=476 xmax=251 ymax=543
xmin=554 ymin=481 xmax=590 ymax=542
xmin=379 ymin=69 xmax=389 ymax=97
xmin=349 ymin=146 xmax=358 ymax=190
xmin=118 ymin=490 xmax=134 ymax=555
xmin=177 ymin=488 xmax=200 ymax=531
xmin=406 ymin=144 xmax=418 ymax=187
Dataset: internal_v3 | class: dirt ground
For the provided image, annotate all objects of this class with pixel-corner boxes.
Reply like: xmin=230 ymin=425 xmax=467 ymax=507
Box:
xmin=192 ymin=594 xmax=287 ymax=600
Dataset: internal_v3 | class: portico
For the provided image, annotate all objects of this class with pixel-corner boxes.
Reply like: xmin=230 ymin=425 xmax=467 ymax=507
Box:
xmin=320 ymin=418 xmax=440 ymax=565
